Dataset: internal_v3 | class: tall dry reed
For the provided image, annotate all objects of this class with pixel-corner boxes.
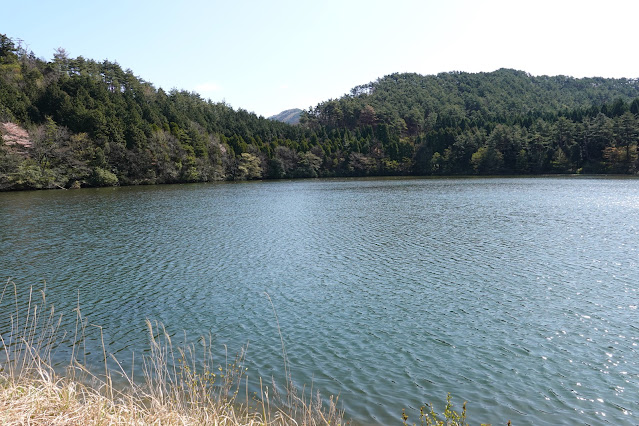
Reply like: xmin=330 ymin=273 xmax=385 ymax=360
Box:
xmin=0 ymin=280 xmax=345 ymax=425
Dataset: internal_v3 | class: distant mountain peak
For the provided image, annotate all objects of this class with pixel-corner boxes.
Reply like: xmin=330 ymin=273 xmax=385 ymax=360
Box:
xmin=269 ymin=108 xmax=302 ymax=125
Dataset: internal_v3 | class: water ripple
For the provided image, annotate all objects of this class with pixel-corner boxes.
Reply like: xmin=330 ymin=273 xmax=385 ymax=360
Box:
xmin=2 ymin=177 xmax=639 ymax=425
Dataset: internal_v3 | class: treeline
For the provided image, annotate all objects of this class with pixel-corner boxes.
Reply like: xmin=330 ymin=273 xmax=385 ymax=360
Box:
xmin=1 ymin=34 xmax=639 ymax=191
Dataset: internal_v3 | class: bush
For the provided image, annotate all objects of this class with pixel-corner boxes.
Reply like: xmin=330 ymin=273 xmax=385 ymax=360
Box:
xmin=90 ymin=167 xmax=119 ymax=186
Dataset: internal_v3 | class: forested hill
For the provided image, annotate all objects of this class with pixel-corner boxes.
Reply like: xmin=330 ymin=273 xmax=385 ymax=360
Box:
xmin=304 ymin=70 xmax=639 ymax=130
xmin=2 ymin=33 xmax=639 ymax=191
xmin=302 ymin=70 xmax=639 ymax=176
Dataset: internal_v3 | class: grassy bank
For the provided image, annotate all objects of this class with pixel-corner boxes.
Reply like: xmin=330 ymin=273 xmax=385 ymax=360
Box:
xmin=0 ymin=282 xmax=344 ymax=425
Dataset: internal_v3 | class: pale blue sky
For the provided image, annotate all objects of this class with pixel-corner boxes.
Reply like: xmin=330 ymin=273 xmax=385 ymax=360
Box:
xmin=4 ymin=0 xmax=639 ymax=117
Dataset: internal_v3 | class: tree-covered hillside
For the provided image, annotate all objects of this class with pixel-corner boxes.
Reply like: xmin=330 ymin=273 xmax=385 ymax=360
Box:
xmin=302 ymin=70 xmax=639 ymax=176
xmin=307 ymin=70 xmax=639 ymax=129
xmin=1 ymin=33 xmax=639 ymax=191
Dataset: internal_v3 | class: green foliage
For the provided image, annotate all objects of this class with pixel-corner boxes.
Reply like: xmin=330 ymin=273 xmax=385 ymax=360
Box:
xmin=402 ymin=394 xmax=469 ymax=426
xmin=236 ymin=152 xmax=262 ymax=180
xmin=2 ymin=31 xmax=639 ymax=191
xmin=13 ymin=159 xmax=48 ymax=188
xmin=0 ymin=34 xmax=18 ymax=64
xmin=308 ymin=70 xmax=639 ymax=135
xmin=471 ymin=145 xmax=504 ymax=174
xmin=292 ymin=151 xmax=322 ymax=177
xmin=90 ymin=167 xmax=118 ymax=187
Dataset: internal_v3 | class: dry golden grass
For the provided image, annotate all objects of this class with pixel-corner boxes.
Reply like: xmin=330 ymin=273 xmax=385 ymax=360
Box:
xmin=0 ymin=281 xmax=345 ymax=425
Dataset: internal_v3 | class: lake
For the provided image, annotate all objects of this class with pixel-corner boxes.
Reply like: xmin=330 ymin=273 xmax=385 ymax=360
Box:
xmin=1 ymin=177 xmax=638 ymax=424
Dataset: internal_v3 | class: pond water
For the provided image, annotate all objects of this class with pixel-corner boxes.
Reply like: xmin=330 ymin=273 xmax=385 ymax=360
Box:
xmin=1 ymin=177 xmax=638 ymax=424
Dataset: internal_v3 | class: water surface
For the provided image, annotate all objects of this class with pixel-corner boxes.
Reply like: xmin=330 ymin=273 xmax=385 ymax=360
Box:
xmin=1 ymin=177 xmax=638 ymax=424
